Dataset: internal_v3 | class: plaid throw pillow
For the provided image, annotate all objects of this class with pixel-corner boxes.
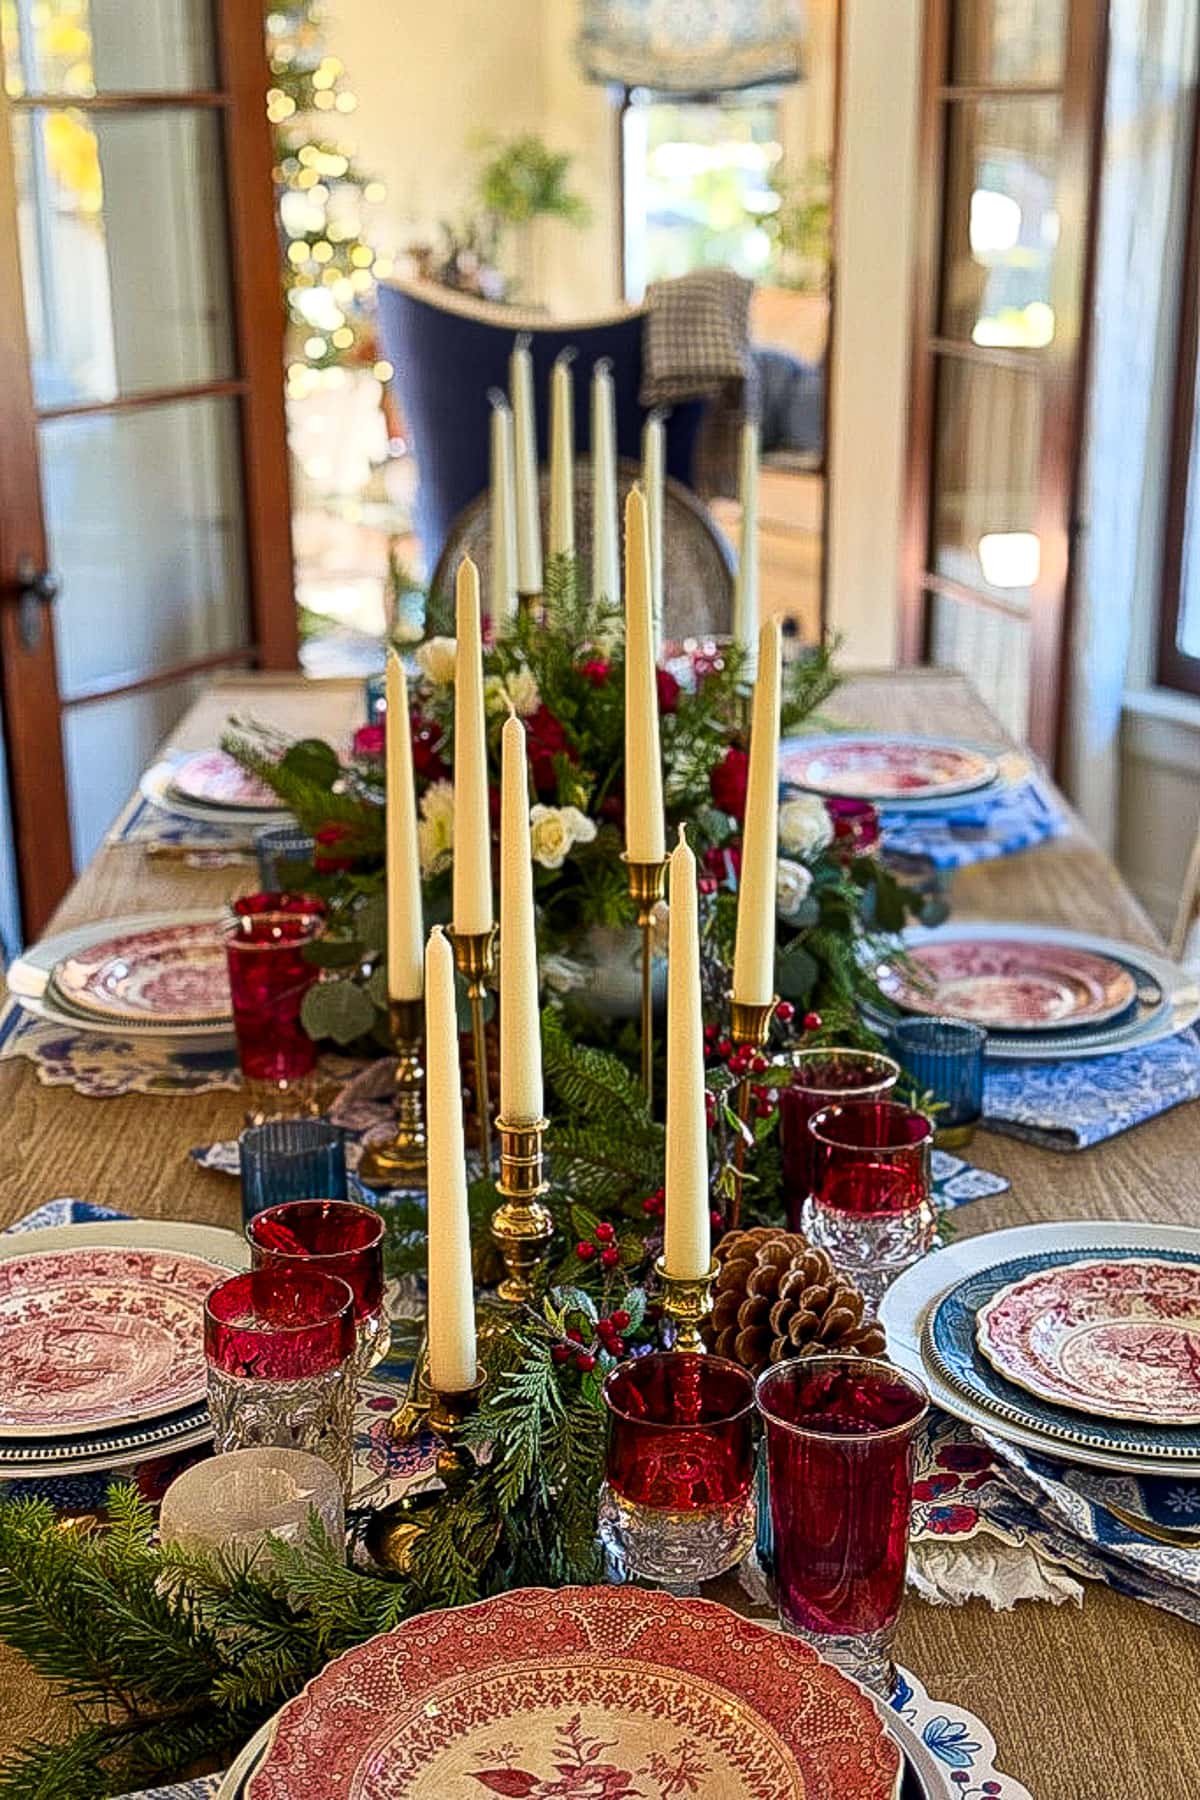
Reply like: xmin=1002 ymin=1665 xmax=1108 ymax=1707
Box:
xmin=640 ymin=268 xmax=755 ymax=405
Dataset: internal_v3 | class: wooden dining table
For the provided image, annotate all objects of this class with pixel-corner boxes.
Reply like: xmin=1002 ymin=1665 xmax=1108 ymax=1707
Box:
xmin=0 ymin=666 xmax=1196 ymax=1800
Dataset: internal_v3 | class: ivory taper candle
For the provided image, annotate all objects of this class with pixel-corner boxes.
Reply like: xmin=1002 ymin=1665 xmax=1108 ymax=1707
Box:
xmin=623 ymin=486 xmax=665 ymax=863
xmin=489 ymin=391 xmax=518 ymax=622
xmin=385 ymin=651 xmax=423 ymax=1001
xmin=733 ymin=420 xmax=760 ymax=678
xmin=641 ymin=410 xmax=665 ymax=657
xmin=663 ymin=826 xmax=710 ymax=1280
xmin=452 ymin=557 xmax=494 ymax=935
xmin=732 ymin=618 xmax=782 ymax=1008
xmin=510 ymin=334 xmax=542 ymax=597
xmin=548 ymin=349 xmax=576 ymax=560
xmin=500 ymin=713 xmax=543 ymax=1121
xmin=591 ymin=358 xmax=619 ymax=605
xmin=424 ymin=925 xmax=478 ymax=1391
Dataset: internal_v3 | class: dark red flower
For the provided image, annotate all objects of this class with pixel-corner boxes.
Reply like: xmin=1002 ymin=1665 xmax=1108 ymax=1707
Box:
xmin=313 ymin=822 xmax=356 ymax=874
xmin=526 ymin=704 xmax=572 ymax=794
xmin=410 ymin=710 xmax=448 ymax=783
xmin=826 ymin=795 xmax=880 ymax=856
xmin=352 ymin=723 xmax=385 ymax=759
xmin=598 ymin=792 xmax=624 ymax=827
xmin=710 ymin=746 xmax=750 ymax=819
xmin=580 ymin=658 xmax=611 ymax=686
xmin=655 ymin=667 xmax=681 ymax=714
xmin=703 ymin=844 xmax=742 ymax=886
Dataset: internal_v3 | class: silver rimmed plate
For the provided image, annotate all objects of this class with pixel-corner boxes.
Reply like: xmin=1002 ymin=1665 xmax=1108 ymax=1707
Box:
xmin=142 ymin=757 xmax=288 ymax=831
xmin=779 ymin=734 xmax=998 ymax=804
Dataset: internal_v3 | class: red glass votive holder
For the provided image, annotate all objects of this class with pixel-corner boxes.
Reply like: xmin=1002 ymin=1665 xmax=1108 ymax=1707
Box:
xmin=204 ymin=1267 xmax=357 ymax=1491
xmin=248 ymin=1200 xmax=388 ymax=1371
xmin=598 ymin=1351 xmax=756 ymax=1583
xmin=756 ymin=1355 xmax=928 ymax=1696
xmin=780 ymin=1049 xmax=900 ymax=1230
xmin=223 ymin=895 xmax=326 ymax=1089
xmin=804 ymin=1100 xmax=935 ymax=1300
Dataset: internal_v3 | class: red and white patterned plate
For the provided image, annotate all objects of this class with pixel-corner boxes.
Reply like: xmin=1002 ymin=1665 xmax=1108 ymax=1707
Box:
xmin=976 ymin=1258 xmax=1200 ymax=1425
xmin=54 ymin=920 xmax=230 ymax=1026
xmin=782 ymin=737 xmax=997 ymax=802
xmin=246 ymin=1586 xmax=900 ymax=1800
xmin=876 ymin=937 xmax=1137 ymax=1031
xmin=170 ymin=749 xmax=281 ymax=812
xmin=0 ymin=1245 xmax=230 ymax=1434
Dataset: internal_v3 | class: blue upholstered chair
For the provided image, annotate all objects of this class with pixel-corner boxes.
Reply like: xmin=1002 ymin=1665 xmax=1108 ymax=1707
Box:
xmin=376 ymin=278 xmax=705 ymax=575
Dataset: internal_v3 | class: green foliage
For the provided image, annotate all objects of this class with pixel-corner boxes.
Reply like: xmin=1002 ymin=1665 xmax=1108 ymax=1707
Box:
xmin=475 ymin=133 xmax=591 ymax=230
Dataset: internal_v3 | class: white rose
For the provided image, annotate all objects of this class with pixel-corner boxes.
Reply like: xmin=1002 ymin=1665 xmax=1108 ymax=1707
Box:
xmin=417 ymin=779 xmax=454 ymax=876
xmin=415 ymin=636 xmax=456 ymax=686
xmin=560 ymin=805 xmax=597 ymax=848
xmin=779 ymin=794 xmax=834 ymax=860
xmin=529 ymin=803 xmax=597 ymax=870
xmin=776 ymin=858 xmax=813 ymax=918
xmin=484 ymin=666 xmax=541 ymax=718
xmin=541 ymin=952 xmax=586 ymax=994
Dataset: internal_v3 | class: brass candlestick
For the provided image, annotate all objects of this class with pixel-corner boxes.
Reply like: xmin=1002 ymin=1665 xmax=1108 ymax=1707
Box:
xmin=655 ymin=1254 xmax=718 ymax=1354
xmin=358 ymin=998 xmax=427 ymax=1189
xmin=450 ymin=926 xmax=498 ymax=1176
xmin=492 ymin=1115 xmax=554 ymax=1303
xmin=623 ymin=854 xmax=669 ymax=1106
xmin=727 ymin=994 xmax=778 ymax=1231
xmin=369 ymin=1363 xmax=488 ymax=1573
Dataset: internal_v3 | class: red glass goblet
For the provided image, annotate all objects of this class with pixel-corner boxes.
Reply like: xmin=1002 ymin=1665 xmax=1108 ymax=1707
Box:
xmin=805 ymin=1100 xmax=935 ymax=1299
xmin=599 ymin=1351 xmax=756 ymax=1582
xmin=779 ymin=1049 xmax=900 ymax=1230
xmin=223 ymin=895 xmax=326 ymax=1092
xmin=248 ymin=1200 xmax=388 ymax=1370
xmin=756 ymin=1354 xmax=928 ymax=1695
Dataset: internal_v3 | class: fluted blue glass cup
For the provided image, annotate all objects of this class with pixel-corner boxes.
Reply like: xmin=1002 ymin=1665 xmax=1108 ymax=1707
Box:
xmin=364 ymin=670 xmax=387 ymax=723
xmin=240 ymin=1119 xmax=349 ymax=1225
xmin=888 ymin=1017 xmax=986 ymax=1149
xmin=255 ymin=825 xmax=316 ymax=892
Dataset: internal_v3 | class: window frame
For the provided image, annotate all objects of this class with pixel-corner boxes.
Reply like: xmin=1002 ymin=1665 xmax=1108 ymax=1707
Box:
xmin=1156 ymin=58 xmax=1200 ymax=698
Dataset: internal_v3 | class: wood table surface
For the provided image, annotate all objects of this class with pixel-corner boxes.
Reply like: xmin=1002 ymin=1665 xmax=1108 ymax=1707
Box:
xmin=1 ymin=668 xmax=1196 ymax=1800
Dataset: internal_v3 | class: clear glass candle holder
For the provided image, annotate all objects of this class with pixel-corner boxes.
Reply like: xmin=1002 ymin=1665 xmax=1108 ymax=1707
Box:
xmin=248 ymin=1199 xmax=388 ymax=1371
xmin=889 ymin=1016 xmax=986 ymax=1149
xmin=598 ymin=1351 xmax=756 ymax=1585
xmin=223 ymin=895 xmax=326 ymax=1098
xmin=804 ymin=1100 xmax=936 ymax=1301
xmin=780 ymin=1049 xmax=900 ymax=1232
xmin=756 ymin=1355 xmax=929 ymax=1696
xmin=204 ymin=1267 xmax=357 ymax=1493
xmin=239 ymin=1119 xmax=349 ymax=1225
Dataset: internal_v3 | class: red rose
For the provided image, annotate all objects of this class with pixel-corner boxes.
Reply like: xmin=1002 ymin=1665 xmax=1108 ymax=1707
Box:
xmin=655 ymin=667 xmax=681 ymax=714
xmin=313 ymin=822 xmax=356 ymax=874
xmin=826 ymin=795 xmax=880 ymax=857
xmin=526 ymin=704 xmax=572 ymax=794
xmin=598 ymin=792 xmax=624 ymax=827
xmin=352 ymin=723 xmax=385 ymax=759
xmin=410 ymin=710 xmax=448 ymax=783
xmin=703 ymin=844 xmax=742 ymax=887
xmin=710 ymin=746 xmax=750 ymax=820
xmin=580 ymin=658 xmax=611 ymax=686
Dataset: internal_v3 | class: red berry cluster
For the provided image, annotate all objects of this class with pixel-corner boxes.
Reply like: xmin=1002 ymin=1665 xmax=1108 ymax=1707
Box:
xmin=641 ymin=1185 xmax=665 ymax=1220
xmin=575 ymin=1219 xmax=621 ymax=1269
xmin=550 ymin=1305 xmax=636 ymax=1372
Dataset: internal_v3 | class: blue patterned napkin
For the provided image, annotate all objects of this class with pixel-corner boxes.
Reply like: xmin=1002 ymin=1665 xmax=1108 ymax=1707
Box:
xmin=0 ymin=998 xmax=239 ymax=1098
xmin=107 ymin=788 xmax=256 ymax=863
xmin=983 ymin=1030 xmax=1200 ymax=1149
xmin=881 ymin=780 xmax=1064 ymax=872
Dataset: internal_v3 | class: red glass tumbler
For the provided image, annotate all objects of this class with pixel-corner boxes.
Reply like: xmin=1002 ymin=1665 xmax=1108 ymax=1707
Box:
xmin=599 ymin=1351 xmax=756 ymax=1583
xmin=779 ymin=1049 xmax=899 ymax=1230
xmin=804 ymin=1100 xmax=935 ymax=1300
xmin=223 ymin=894 xmax=326 ymax=1089
xmin=756 ymin=1355 xmax=928 ymax=1695
xmin=249 ymin=1200 xmax=388 ymax=1371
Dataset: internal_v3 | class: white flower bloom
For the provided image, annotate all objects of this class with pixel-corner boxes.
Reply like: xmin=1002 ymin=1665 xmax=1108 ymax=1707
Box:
xmin=415 ymin=636 xmax=457 ymax=686
xmin=484 ymin=666 xmax=541 ymax=718
xmin=417 ymin=779 xmax=454 ymax=876
xmin=779 ymin=793 xmax=834 ymax=861
xmin=541 ymin=952 xmax=586 ymax=994
xmin=529 ymin=803 xmax=596 ymax=870
xmin=776 ymin=858 xmax=813 ymax=918
xmin=560 ymin=805 xmax=597 ymax=847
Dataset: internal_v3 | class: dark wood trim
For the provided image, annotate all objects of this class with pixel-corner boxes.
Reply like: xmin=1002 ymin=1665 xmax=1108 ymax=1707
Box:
xmin=1156 ymin=38 xmax=1200 ymax=698
xmin=613 ymin=87 xmax=630 ymax=300
xmin=61 ymin=646 xmax=256 ymax=710
xmin=0 ymin=90 xmax=75 ymax=932
xmin=920 ymin=569 xmax=1033 ymax=621
xmin=37 ymin=377 xmax=248 ymax=423
xmin=819 ymin=0 xmax=844 ymax=643
xmin=934 ymin=81 xmax=1061 ymax=101
xmin=927 ymin=334 xmax=1045 ymax=373
xmin=10 ymin=91 xmax=228 ymax=111
xmin=214 ymin=0 xmax=297 ymax=671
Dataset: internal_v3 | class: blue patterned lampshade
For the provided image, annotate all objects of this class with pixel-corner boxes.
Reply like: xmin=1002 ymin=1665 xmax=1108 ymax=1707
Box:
xmin=577 ymin=0 xmax=806 ymax=93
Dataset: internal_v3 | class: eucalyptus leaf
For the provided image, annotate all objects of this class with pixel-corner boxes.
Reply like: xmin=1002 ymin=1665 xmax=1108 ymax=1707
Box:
xmin=356 ymin=892 xmax=389 ymax=953
xmin=365 ymin=963 xmax=391 ymax=1008
xmin=281 ymin=738 xmax=342 ymax=788
xmin=300 ymin=978 xmax=377 ymax=1045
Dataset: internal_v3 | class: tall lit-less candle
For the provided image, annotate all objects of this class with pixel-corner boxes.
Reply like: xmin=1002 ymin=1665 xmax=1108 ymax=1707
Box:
xmin=385 ymin=651 xmax=423 ymax=1001
xmin=733 ymin=420 xmax=760 ymax=679
xmin=489 ymin=390 xmax=518 ymax=623
xmin=452 ymin=557 xmax=494 ymax=936
xmin=510 ymin=333 xmax=542 ymax=598
xmin=548 ymin=349 xmax=576 ymax=560
xmin=641 ymin=409 xmax=665 ymax=657
xmin=663 ymin=827 xmax=710 ymax=1280
xmin=623 ymin=487 xmax=665 ymax=863
xmin=424 ymin=925 xmax=478 ymax=1391
xmin=732 ymin=618 xmax=781 ymax=1008
xmin=591 ymin=358 xmax=619 ymax=605
xmin=499 ymin=714 xmax=543 ymax=1121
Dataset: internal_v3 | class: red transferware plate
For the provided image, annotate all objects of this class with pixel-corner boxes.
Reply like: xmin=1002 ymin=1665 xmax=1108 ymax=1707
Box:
xmin=782 ymin=737 xmax=996 ymax=801
xmin=976 ymin=1258 xmax=1200 ymax=1426
xmin=54 ymin=920 xmax=230 ymax=1025
xmin=171 ymin=750 xmax=281 ymax=811
xmin=246 ymin=1586 xmax=901 ymax=1800
xmin=876 ymin=937 xmax=1137 ymax=1031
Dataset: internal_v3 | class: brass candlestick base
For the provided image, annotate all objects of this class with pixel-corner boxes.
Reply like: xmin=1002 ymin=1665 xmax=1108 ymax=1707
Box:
xmin=450 ymin=926 xmax=498 ymax=1176
xmin=727 ymin=994 xmax=778 ymax=1231
xmin=492 ymin=1115 xmax=554 ymax=1304
xmin=358 ymin=998 xmax=427 ymax=1189
xmin=369 ymin=1362 xmax=488 ymax=1572
xmin=623 ymin=854 xmax=669 ymax=1106
xmin=655 ymin=1254 xmax=718 ymax=1354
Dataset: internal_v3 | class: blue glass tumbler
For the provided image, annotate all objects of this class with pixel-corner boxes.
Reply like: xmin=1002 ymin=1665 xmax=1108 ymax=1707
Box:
xmin=240 ymin=1119 xmax=349 ymax=1225
xmin=888 ymin=1017 xmax=986 ymax=1149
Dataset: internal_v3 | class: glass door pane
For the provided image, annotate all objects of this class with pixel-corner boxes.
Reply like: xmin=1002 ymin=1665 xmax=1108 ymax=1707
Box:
xmin=950 ymin=0 xmax=1067 ymax=84
xmin=2 ymin=0 xmax=216 ymax=97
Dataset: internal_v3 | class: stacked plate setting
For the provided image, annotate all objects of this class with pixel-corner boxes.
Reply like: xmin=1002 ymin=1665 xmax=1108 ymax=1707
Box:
xmin=881 ymin=1221 xmax=1200 ymax=1481
xmin=0 ymin=1220 xmax=248 ymax=1479
xmin=142 ymin=748 xmax=287 ymax=832
xmin=780 ymin=730 xmax=1035 ymax=814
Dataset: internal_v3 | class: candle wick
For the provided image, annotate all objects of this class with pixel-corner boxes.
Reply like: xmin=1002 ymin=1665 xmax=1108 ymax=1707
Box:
xmin=487 ymin=387 xmax=510 ymax=413
xmin=556 ymin=346 xmax=577 ymax=368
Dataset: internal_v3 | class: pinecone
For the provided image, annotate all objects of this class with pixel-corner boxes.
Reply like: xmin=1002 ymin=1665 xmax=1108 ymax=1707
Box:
xmin=705 ymin=1227 xmax=887 ymax=1373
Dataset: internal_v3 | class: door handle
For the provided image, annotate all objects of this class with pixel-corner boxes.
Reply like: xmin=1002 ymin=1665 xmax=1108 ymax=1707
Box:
xmin=13 ymin=555 xmax=59 ymax=650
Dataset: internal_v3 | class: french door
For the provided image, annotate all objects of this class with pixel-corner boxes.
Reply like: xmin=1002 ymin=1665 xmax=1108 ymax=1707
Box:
xmin=901 ymin=0 xmax=1108 ymax=762
xmin=0 ymin=0 xmax=295 ymax=942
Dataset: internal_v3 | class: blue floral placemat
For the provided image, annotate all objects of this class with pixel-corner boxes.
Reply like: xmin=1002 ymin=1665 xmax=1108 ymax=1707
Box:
xmin=983 ymin=1029 xmax=1200 ymax=1150
xmin=0 ymin=1000 xmax=240 ymax=1098
xmin=881 ymin=780 xmax=1065 ymax=872
xmin=107 ymin=785 xmax=256 ymax=864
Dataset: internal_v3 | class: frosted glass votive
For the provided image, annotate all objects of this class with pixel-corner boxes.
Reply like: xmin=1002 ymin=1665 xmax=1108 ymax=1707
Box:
xmin=159 ymin=1447 xmax=345 ymax=1558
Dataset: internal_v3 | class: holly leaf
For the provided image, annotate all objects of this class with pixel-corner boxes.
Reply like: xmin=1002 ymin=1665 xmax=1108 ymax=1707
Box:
xmin=619 ymin=1288 xmax=647 ymax=1332
xmin=300 ymin=977 xmax=377 ymax=1045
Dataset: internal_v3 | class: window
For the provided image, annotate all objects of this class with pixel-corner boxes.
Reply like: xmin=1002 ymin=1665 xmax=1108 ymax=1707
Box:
xmin=1159 ymin=98 xmax=1200 ymax=696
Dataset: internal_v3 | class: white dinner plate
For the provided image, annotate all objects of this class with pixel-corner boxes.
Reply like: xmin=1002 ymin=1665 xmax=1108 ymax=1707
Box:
xmin=142 ymin=757 xmax=289 ymax=831
xmin=880 ymin=1221 xmax=1200 ymax=1477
